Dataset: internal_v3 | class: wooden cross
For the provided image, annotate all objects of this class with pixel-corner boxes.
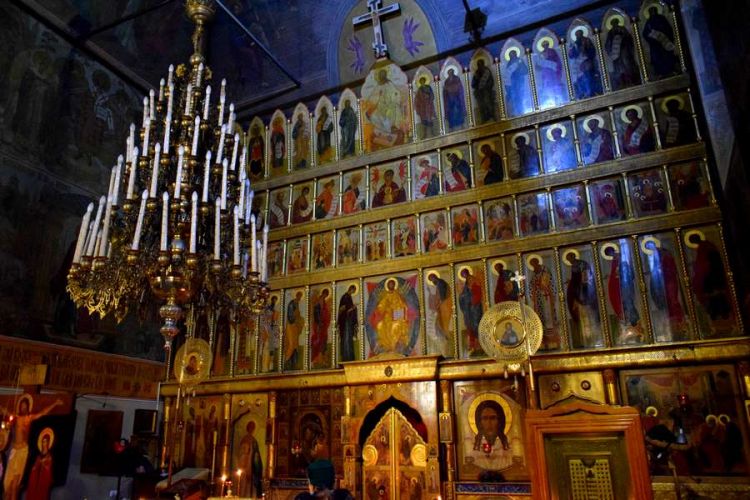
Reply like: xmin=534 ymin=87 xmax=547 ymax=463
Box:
xmin=352 ymin=0 xmax=401 ymax=59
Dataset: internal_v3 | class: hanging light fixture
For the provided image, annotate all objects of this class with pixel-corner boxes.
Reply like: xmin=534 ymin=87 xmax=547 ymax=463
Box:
xmin=66 ymin=0 xmax=269 ymax=367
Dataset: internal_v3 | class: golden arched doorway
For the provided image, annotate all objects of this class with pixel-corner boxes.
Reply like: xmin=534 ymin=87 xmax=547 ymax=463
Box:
xmin=362 ymin=407 xmax=428 ymax=499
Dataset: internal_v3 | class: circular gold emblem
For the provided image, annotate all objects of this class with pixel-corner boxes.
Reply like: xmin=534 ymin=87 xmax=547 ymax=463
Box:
xmin=174 ymin=337 xmax=211 ymax=387
xmin=478 ymin=301 xmax=543 ymax=363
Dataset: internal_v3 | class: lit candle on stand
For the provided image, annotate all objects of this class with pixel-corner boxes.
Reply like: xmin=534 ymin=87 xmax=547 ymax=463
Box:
xmin=220 ymin=159 xmax=228 ymax=210
xmin=233 ymin=205 xmax=240 ymax=266
xmin=149 ymin=89 xmax=155 ymax=120
xmin=196 ymin=62 xmax=204 ymax=88
xmin=174 ymin=146 xmax=184 ymax=200
xmin=160 ymin=191 xmax=169 ymax=251
xmin=236 ymin=469 xmax=243 ymax=496
xmin=150 ymin=143 xmax=161 ymax=198
xmin=190 ymin=192 xmax=198 ymax=253
xmin=262 ymin=224 xmax=269 ymax=281
xmin=202 ymin=150 xmax=212 ymax=203
xmin=163 ymin=111 xmax=172 ymax=154
xmin=141 ymin=96 xmax=148 ymax=128
xmin=126 ymin=146 xmax=139 ymax=200
xmin=214 ymin=197 xmax=221 ymax=259
xmin=166 ymin=83 xmax=174 ymax=121
xmin=203 ymin=85 xmax=211 ymax=121
xmin=142 ymin=118 xmax=151 ymax=157
xmin=184 ymin=83 xmax=193 ymax=116
xmin=112 ymin=155 xmax=123 ymax=206
xmin=99 ymin=195 xmax=113 ymax=257
xmin=167 ymin=63 xmax=174 ymax=88
xmin=131 ymin=190 xmax=148 ymax=250
xmin=158 ymin=78 xmax=165 ymax=101
xmin=227 ymin=103 xmax=235 ymax=132
xmin=73 ymin=203 xmax=94 ymax=264
xmin=250 ymin=214 xmax=257 ymax=272
xmin=216 ymin=124 xmax=227 ymax=165
xmin=237 ymin=167 xmax=246 ymax=220
xmin=229 ymin=132 xmax=239 ymax=171
xmin=128 ymin=123 xmax=136 ymax=162
xmin=191 ymin=115 xmax=201 ymax=156
xmin=86 ymin=196 xmax=105 ymax=256
xmin=246 ymin=189 xmax=254 ymax=224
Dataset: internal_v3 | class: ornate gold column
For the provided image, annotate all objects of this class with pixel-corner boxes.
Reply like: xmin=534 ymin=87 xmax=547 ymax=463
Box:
xmin=185 ymin=0 xmax=216 ymax=66
xmin=439 ymin=380 xmax=456 ymax=500
xmin=603 ymin=369 xmax=619 ymax=405
xmin=267 ymin=391 xmax=277 ymax=482
xmin=342 ymin=385 xmax=358 ymax=493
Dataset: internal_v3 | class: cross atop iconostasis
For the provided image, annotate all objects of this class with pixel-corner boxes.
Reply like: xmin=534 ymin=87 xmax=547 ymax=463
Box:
xmin=352 ymin=0 xmax=402 ymax=58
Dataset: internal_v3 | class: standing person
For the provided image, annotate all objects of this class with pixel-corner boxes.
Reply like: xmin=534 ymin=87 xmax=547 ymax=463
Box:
xmin=443 ymin=68 xmax=466 ymax=131
xmin=237 ymin=421 xmax=263 ymax=498
xmin=337 ymin=285 xmax=358 ymax=363
xmin=295 ymin=459 xmax=353 ymax=500
xmin=338 ymin=99 xmax=357 ymax=158
xmin=471 ymin=59 xmax=497 ymax=123
xmin=414 ymin=76 xmax=437 ymax=138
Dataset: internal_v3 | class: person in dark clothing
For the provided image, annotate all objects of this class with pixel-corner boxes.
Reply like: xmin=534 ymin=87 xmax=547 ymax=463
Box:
xmin=295 ymin=459 xmax=353 ymax=500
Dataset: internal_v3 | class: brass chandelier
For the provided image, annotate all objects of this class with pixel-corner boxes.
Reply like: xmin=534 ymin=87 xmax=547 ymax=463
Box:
xmin=67 ymin=0 xmax=269 ymax=360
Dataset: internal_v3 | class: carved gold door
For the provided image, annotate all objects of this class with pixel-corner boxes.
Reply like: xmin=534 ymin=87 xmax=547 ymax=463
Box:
xmin=362 ymin=408 xmax=428 ymax=500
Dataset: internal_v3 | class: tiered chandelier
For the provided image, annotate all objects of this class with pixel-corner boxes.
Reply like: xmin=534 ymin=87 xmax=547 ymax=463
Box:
xmin=67 ymin=0 xmax=269 ymax=359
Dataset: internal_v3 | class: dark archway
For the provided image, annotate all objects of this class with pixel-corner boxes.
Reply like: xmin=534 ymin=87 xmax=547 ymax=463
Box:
xmin=358 ymin=396 xmax=427 ymax=449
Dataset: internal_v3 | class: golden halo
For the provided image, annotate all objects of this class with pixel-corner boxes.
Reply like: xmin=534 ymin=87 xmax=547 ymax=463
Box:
xmin=426 ymin=270 xmax=442 ymax=283
xmin=362 ymin=444 xmax=378 ymax=466
xmin=536 ymin=36 xmax=556 ymax=53
xmin=600 ymin=242 xmax=620 ymax=260
xmin=645 ymin=406 xmax=658 ymax=417
xmin=719 ymin=414 xmax=731 ymax=423
xmin=473 ymin=57 xmax=490 ymax=69
xmin=269 ymin=292 xmax=281 ymax=304
xmin=314 ymin=286 xmax=331 ymax=299
xmin=16 ymin=394 xmax=33 ymax=414
xmin=504 ymin=46 xmax=522 ymax=61
xmin=477 ymin=140 xmax=496 ymax=153
xmin=443 ymin=64 xmax=461 ymax=77
xmin=570 ymin=24 xmax=590 ymax=38
xmin=545 ymin=123 xmax=567 ymax=142
xmin=705 ymin=414 xmax=718 ymax=425
xmin=37 ymin=427 xmax=55 ymax=451
xmin=562 ymin=248 xmax=581 ymax=265
xmin=468 ymin=392 xmax=513 ymax=435
xmin=684 ymin=229 xmax=705 ymax=249
xmin=384 ymin=277 xmax=399 ymax=290
xmin=644 ymin=3 xmax=664 ymax=18
xmin=525 ymin=253 xmax=544 ymax=269
xmin=620 ymin=105 xmax=644 ymax=123
xmin=606 ymin=14 xmax=626 ymax=30
xmin=491 ymin=259 xmax=508 ymax=274
xmin=446 ymin=149 xmax=464 ymax=160
xmin=583 ymin=114 xmax=605 ymax=133
xmin=457 ymin=265 xmax=474 ymax=278
xmin=512 ymin=132 xmax=531 ymax=148
xmin=640 ymin=235 xmax=662 ymax=255
xmin=345 ymin=282 xmax=359 ymax=296
xmin=660 ymin=95 xmax=685 ymax=114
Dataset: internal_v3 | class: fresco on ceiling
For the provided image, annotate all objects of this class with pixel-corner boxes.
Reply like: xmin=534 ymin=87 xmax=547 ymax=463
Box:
xmin=0 ymin=3 xmax=163 ymax=360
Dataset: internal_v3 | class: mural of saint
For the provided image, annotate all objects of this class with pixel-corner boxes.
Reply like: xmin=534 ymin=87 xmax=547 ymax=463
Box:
xmin=337 ymin=227 xmax=360 ymax=265
xmin=542 ymin=122 xmax=577 ymax=173
xmin=462 ymin=393 xmax=523 ymax=473
xmin=364 ymin=222 xmax=388 ymax=262
xmin=259 ymin=294 xmax=280 ymax=372
xmin=269 ymin=114 xmax=287 ymax=175
xmin=337 ymin=283 xmax=359 ymax=363
xmin=292 ymin=110 xmax=311 ymax=170
xmin=563 ymin=248 xmax=604 ymax=349
xmin=443 ymin=149 xmax=472 ymax=192
xmin=284 ymin=290 xmax=306 ymax=370
xmin=361 ymin=65 xmax=410 ymax=152
xmin=658 ymin=95 xmax=695 ymax=148
xmin=442 ymin=64 xmax=467 ymax=132
xmin=286 ymin=238 xmax=308 ymax=274
xmin=247 ymin=121 xmax=265 ymax=180
xmin=425 ymin=269 xmax=454 ymax=357
xmin=567 ymin=23 xmax=603 ymax=99
xmin=266 ymin=242 xmax=285 ymax=278
xmin=517 ymin=192 xmax=550 ymax=236
xmin=315 ymin=178 xmax=338 ymax=220
xmin=371 ymin=164 xmax=407 ymax=208
xmin=412 ymin=154 xmax=440 ymax=200
xmin=603 ymin=13 xmax=640 ymax=90
xmin=475 ymin=141 xmax=504 ymax=186
xmin=507 ymin=131 xmax=540 ymax=179
xmin=471 ymin=57 xmax=498 ymax=124
xmin=552 ymin=185 xmax=589 ymax=230
xmin=639 ymin=235 xmax=690 ymax=342
xmin=451 ymin=206 xmax=480 ymax=246
xmin=291 ymin=184 xmax=313 ymax=224
xmin=457 ymin=265 xmax=485 ymax=358
xmin=26 ymin=427 xmax=55 ymax=500
xmin=236 ymin=420 xmax=263 ymax=498
xmin=491 ymin=259 xmax=520 ymax=304
xmin=310 ymin=287 xmax=332 ymax=369
xmin=311 ymin=232 xmax=333 ymax=270
xmin=338 ymin=95 xmax=358 ymax=159
xmin=413 ymin=74 xmax=438 ymax=139
xmin=619 ymin=104 xmax=656 ymax=156
xmin=590 ymin=178 xmax=627 ymax=224
xmin=669 ymin=162 xmax=710 ymax=210
xmin=579 ymin=114 xmax=615 ymax=165
xmin=629 ymin=169 xmax=668 ymax=217
xmin=316 ymin=102 xmax=335 ymax=164
xmin=342 ymin=170 xmax=366 ymax=214
xmin=533 ymin=33 xmax=568 ymax=109
xmin=268 ymin=188 xmax=289 ymax=229
xmin=485 ymin=199 xmax=515 ymax=242
xmin=501 ymin=42 xmax=533 ymax=117
xmin=365 ymin=276 xmax=420 ymax=357
xmin=392 ymin=217 xmax=417 ymax=258
xmin=525 ymin=253 xmax=561 ymax=350
xmin=642 ymin=4 xmax=680 ymax=79
xmin=601 ymin=241 xmax=643 ymax=345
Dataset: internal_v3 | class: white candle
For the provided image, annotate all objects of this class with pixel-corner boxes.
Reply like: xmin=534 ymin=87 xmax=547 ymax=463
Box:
xmin=256 ymin=241 xmax=262 ymax=277
xmin=174 ymin=146 xmax=185 ymax=200
xmin=238 ymin=167 xmax=246 ymax=220
xmin=197 ymin=62 xmax=204 ymax=88
xmin=107 ymin=165 xmax=117 ymax=201
xmin=229 ymin=132 xmax=239 ymax=171
xmin=73 ymin=202 xmax=94 ymax=263
xmin=166 ymin=83 xmax=174 ymax=121
xmin=86 ymin=196 xmax=106 ymax=256
xmin=239 ymin=143 xmax=247 ymax=174
xmin=218 ymin=96 xmax=226 ymax=128
xmin=262 ymin=224 xmax=269 ymax=281
xmin=233 ymin=205 xmax=240 ymax=266
xmin=158 ymin=78 xmax=165 ymax=101
xmin=132 ymin=190 xmax=148 ymax=250
xmin=227 ymin=103 xmax=235 ymax=131
xmin=203 ymin=85 xmax=211 ymax=121
xmin=150 ymin=143 xmax=161 ymax=198
xmin=82 ymin=221 xmax=95 ymax=257
xmin=112 ymin=155 xmax=123 ymax=206
xmin=190 ymin=191 xmax=198 ymax=253
xmin=160 ymin=191 xmax=169 ymax=251
xmin=220 ymin=159 xmax=228 ymax=210
xmin=214 ymin=196 xmax=221 ymax=259
xmin=250 ymin=214 xmax=257 ymax=272
xmin=246 ymin=189 xmax=254 ymax=223
xmin=98 ymin=195 xmax=113 ymax=257
xmin=149 ymin=89 xmax=155 ymax=120
xmin=167 ymin=64 xmax=174 ymax=88
xmin=93 ymin=230 xmax=103 ymax=258
xmin=128 ymin=124 xmax=136 ymax=162
xmin=202 ymin=150 xmax=212 ymax=203
xmin=216 ymin=124 xmax=226 ymax=165
xmin=185 ymin=83 xmax=193 ymax=116
xmin=142 ymin=118 xmax=151 ymax=157
xmin=191 ymin=115 xmax=200 ymax=156
xmin=163 ymin=112 xmax=171 ymax=154
xmin=126 ymin=146 xmax=139 ymax=200
xmin=142 ymin=96 xmax=148 ymax=128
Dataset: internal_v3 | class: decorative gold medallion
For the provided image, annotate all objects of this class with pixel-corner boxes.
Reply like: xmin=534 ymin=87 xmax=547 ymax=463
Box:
xmin=362 ymin=444 xmax=379 ymax=467
xmin=410 ymin=443 xmax=427 ymax=467
xmin=478 ymin=301 xmax=543 ymax=363
xmin=173 ymin=337 xmax=211 ymax=387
